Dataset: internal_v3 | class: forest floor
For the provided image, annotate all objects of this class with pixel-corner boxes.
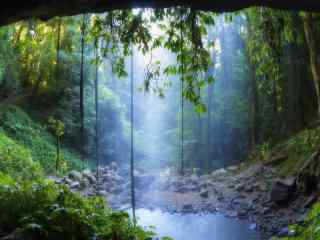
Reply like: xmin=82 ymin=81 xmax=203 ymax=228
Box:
xmin=56 ymin=162 xmax=317 ymax=240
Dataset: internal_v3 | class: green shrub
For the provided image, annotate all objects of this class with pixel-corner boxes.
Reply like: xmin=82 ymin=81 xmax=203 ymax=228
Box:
xmin=279 ymin=202 xmax=320 ymax=240
xmin=0 ymin=174 xmax=155 ymax=240
xmin=0 ymin=132 xmax=42 ymax=180
xmin=0 ymin=105 xmax=83 ymax=173
xmin=274 ymin=127 xmax=320 ymax=176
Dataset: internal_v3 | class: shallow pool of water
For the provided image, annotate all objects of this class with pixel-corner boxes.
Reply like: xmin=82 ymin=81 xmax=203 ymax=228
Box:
xmin=134 ymin=208 xmax=260 ymax=240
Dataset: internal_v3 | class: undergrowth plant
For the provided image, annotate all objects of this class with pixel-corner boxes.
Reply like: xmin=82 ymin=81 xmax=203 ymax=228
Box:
xmin=0 ymin=105 xmax=83 ymax=173
xmin=279 ymin=203 xmax=320 ymax=240
xmin=0 ymin=131 xmax=42 ymax=180
xmin=0 ymin=174 xmax=156 ymax=240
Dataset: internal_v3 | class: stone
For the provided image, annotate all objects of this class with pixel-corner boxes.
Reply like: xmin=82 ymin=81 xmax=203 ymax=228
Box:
xmin=135 ymin=174 xmax=156 ymax=189
xmin=244 ymin=185 xmax=254 ymax=193
xmin=70 ymin=181 xmax=80 ymax=189
xmin=238 ymin=209 xmax=248 ymax=218
xmin=68 ymin=170 xmax=82 ymax=182
xmin=80 ymin=178 xmax=90 ymax=189
xmin=303 ymin=195 xmax=318 ymax=209
xmin=227 ymin=165 xmax=238 ymax=171
xmin=200 ymin=190 xmax=209 ymax=198
xmin=249 ymin=223 xmax=258 ymax=231
xmin=278 ymin=227 xmax=294 ymax=237
xmin=296 ymin=212 xmax=308 ymax=224
xmin=235 ymin=184 xmax=245 ymax=192
xmin=270 ymin=177 xmax=296 ymax=204
xmin=109 ymin=186 xmax=123 ymax=194
xmin=182 ymin=204 xmax=193 ymax=211
xmin=225 ymin=211 xmax=238 ymax=218
xmin=211 ymin=168 xmax=227 ymax=178
xmin=1 ymin=230 xmax=20 ymax=240
xmin=200 ymin=181 xmax=209 ymax=189
xmin=110 ymin=161 xmax=118 ymax=171
xmin=83 ymin=170 xmax=96 ymax=184
xmin=98 ymin=190 xmax=108 ymax=196
xmin=190 ymin=174 xmax=199 ymax=183
xmin=63 ymin=177 xmax=72 ymax=185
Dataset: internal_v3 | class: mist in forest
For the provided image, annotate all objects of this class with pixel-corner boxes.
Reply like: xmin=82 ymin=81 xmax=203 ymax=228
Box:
xmin=96 ymin=15 xmax=251 ymax=173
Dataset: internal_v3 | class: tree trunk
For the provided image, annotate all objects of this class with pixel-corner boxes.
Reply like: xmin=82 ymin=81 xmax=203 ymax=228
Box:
xmin=303 ymin=13 xmax=320 ymax=118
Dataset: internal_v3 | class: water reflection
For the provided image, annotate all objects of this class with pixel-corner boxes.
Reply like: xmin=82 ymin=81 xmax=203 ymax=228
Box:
xmin=134 ymin=208 xmax=260 ymax=240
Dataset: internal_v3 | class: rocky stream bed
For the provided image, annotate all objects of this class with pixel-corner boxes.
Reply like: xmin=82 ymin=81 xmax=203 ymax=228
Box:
xmin=53 ymin=162 xmax=318 ymax=240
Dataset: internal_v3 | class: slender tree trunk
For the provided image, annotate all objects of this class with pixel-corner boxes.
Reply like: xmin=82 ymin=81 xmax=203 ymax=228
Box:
xmin=303 ymin=13 xmax=320 ymax=118
xmin=80 ymin=15 xmax=86 ymax=169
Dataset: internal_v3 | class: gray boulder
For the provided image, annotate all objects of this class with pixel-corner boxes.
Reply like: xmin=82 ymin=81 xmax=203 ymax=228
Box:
xmin=200 ymin=190 xmax=209 ymax=198
xmin=68 ymin=170 xmax=82 ymax=182
xmin=270 ymin=177 xmax=296 ymax=204
xmin=83 ymin=170 xmax=97 ymax=184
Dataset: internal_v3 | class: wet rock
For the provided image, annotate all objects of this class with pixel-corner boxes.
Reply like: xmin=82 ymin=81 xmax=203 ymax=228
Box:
xmin=83 ymin=170 xmax=96 ymax=184
xmin=278 ymin=227 xmax=296 ymax=237
xmin=182 ymin=204 xmax=193 ymax=211
xmin=63 ymin=177 xmax=72 ymax=185
xmin=70 ymin=181 xmax=80 ymax=189
xmin=199 ymin=174 xmax=211 ymax=182
xmin=190 ymin=174 xmax=199 ymax=183
xmin=135 ymin=174 xmax=156 ymax=189
xmin=260 ymin=207 xmax=271 ymax=215
xmin=296 ymin=212 xmax=308 ymax=224
xmin=200 ymin=190 xmax=209 ymax=198
xmin=199 ymin=181 xmax=209 ymax=189
xmin=225 ymin=211 xmax=238 ymax=218
xmin=238 ymin=209 xmax=249 ymax=218
xmin=191 ymin=168 xmax=201 ymax=175
xmin=80 ymin=178 xmax=90 ymax=189
xmin=249 ymin=223 xmax=258 ymax=231
xmin=227 ymin=165 xmax=238 ymax=171
xmin=244 ymin=185 xmax=254 ymax=193
xmin=235 ymin=184 xmax=245 ymax=192
xmin=69 ymin=170 xmax=82 ymax=182
xmin=211 ymin=168 xmax=227 ymax=178
xmin=303 ymin=195 xmax=317 ymax=209
xmin=109 ymin=186 xmax=122 ymax=194
xmin=110 ymin=161 xmax=118 ymax=171
xmin=270 ymin=177 xmax=296 ymax=204
xmin=1 ymin=230 xmax=20 ymax=240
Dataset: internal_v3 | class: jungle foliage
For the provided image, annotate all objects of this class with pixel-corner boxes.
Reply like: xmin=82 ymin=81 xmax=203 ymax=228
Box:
xmin=0 ymin=6 xmax=320 ymax=240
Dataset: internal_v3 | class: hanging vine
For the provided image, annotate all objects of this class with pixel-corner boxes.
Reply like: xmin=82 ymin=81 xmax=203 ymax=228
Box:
xmin=94 ymin=36 xmax=100 ymax=194
xmin=180 ymin=7 xmax=185 ymax=175
xmin=130 ymin=45 xmax=136 ymax=223
xmin=80 ymin=14 xmax=87 ymax=171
